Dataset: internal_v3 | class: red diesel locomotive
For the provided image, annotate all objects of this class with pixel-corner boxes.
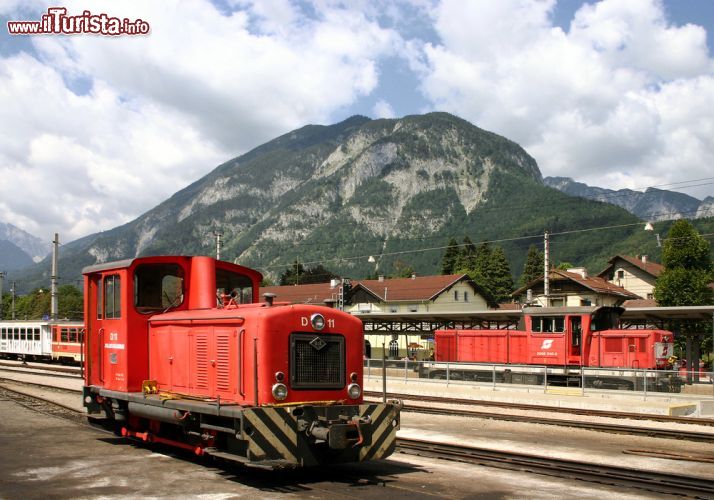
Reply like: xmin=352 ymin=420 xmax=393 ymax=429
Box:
xmin=82 ymin=255 xmax=401 ymax=468
xmin=429 ymin=306 xmax=679 ymax=390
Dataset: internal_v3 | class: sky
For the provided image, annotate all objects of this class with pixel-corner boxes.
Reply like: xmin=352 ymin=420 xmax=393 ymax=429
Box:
xmin=1 ymin=0 xmax=713 ymax=243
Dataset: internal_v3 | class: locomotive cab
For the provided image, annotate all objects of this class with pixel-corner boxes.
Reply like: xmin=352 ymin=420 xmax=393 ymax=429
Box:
xmin=83 ymin=256 xmax=260 ymax=394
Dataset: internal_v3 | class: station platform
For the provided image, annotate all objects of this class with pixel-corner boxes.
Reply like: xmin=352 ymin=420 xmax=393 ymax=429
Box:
xmin=365 ymin=376 xmax=714 ymax=417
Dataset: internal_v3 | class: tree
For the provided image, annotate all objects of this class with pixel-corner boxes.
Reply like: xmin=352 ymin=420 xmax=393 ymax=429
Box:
xmin=655 ymin=220 xmax=713 ymax=306
xmin=455 ymin=240 xmax=513 ymax=303
xmin=279 ymin=261 xmax=339 ymax=285
xmin=441 ymin=237 xmax=460 ymax=275
xmin=520 ymin=244 xmax=543 ymax=287
xmin=390 ymin=260 xmax=415 ymax=278
xmin=279 ymin=260 xmax=305 ymax=285
xmin=454 ymin=236 xmax=477 ymax=273
xmin=654 ymin=220 xmax=713 ymax=365
xmin=58 ymin=284 xmax=83 ymax=320
xmin=487 ymin=246 xmax=514 ymax=302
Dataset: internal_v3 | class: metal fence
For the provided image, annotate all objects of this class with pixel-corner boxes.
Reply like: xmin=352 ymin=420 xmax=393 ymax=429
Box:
xmin=363 ymin=358 xmax=714 ymax=398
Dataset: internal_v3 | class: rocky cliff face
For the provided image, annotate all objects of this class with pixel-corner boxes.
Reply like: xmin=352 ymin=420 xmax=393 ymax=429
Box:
xmin=40 ymin=113 xmax=542 ymax=276
xmin=544 ymin=177 xmax=706 ymax=221
xmin=0 ymin=222 xmax=50 ymax=266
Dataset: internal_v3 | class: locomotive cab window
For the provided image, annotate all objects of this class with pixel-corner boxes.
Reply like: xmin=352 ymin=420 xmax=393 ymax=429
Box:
xmin=216 ymin=267 xmax=254 ymax=305
xmin=134 ymin=264 xmax=185 ymax=314
xmin=104 ymin=275 xmax=121 ymax=319
xmin=531 ymin=316 xmax=565 ymax=333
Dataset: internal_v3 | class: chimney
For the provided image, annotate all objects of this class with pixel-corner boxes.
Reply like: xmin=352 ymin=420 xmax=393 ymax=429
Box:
xmin=641 ymin=255 xmax=648 ymax=264
xmin=567 ymin=267 xmax=588 ymax=279
xmin=330 ymin=278 xmax=339 ymax=288
xmin=378 ymin=275 xmax=384 ymax=282
xmin=411 ymin=273 xmax=416 ymax=280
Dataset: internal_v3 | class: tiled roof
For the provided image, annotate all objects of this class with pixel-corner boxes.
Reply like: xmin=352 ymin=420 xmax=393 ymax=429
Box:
xmin=355 ymin=274 xmax=469 ymax=301
xmin=597 ymin=255 xmax=664 ymax=279
xmin=623 ymin=298 xmax=658 ymax=308
xmin=259 ymin=274 xmax=483 ymax=304
xmin=551 ymin=270 xmax=641 ymax=299
xmin=513 ymin=269 xmax=641 ymax=299
xmin=260 ymin=282 xmax=342 ymax=305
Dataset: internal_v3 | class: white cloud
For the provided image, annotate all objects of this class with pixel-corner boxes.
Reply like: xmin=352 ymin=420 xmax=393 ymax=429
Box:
xmin=2 ymin=0 xmax=714 ymax=247
xmin=417 ymin=0 xmax=714 ymax=199
xmin=0 ymin=0 xmax=401 ymax=241
xmin=372 ymin=99 xmax=396 ymax=118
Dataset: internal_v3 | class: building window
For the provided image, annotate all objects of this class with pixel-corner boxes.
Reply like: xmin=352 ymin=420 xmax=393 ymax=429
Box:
xmin=454 ymin=290 xmax=459 ymax=301
xmin=389 ymin=306 xmax=398 ymax=313
xmin=617 ymin=270 xmax=624 ymax=279
xmin=358 ymin=303 xmax=372 ymax=313
xmin=647 ymin=293 xmax=653 ymax=300
xmin=408 ymin=304 xmax=418 ymax=312
xmin=580 ymin=299 xmax=592 ymax=306
xmin=464 ymin=291 xmax=469 ymax=302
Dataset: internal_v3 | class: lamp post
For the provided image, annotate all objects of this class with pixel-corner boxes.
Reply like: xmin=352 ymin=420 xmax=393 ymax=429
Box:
xmin=214 ymin=230 xmax=223 ymax=261
xmin=543 ymin=231 xmax=549 ymax=306
xmin=10 ymin=281 xmax=16 ymax=320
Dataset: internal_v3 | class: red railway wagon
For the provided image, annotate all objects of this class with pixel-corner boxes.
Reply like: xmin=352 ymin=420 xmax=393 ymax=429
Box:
xmin=430 ymin=306 xmax=678 ymax=390
xmin=82 ymin=256 xmax=401 ymax=468
xmin=51 ymin=323 xmax=84 ymax=364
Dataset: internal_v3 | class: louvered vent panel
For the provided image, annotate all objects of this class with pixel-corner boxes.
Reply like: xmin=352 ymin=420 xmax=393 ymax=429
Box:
xmin=195 ymin=334 xmax=209 ymax=389
xmin=216 ymin=333 xmax=231 ymax=392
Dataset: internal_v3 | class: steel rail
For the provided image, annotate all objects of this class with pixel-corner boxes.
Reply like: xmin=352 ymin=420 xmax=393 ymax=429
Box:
xmin=0 ymin=365 xmax=81 ymax=380
xmin=0 ymin=360 xmax=81 ymax=375
xmin=396 ymin=437 xmax=714 ymax=498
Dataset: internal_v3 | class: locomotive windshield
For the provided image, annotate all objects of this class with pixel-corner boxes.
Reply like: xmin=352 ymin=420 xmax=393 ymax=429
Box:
xmin=216 ymin=267 xmax=255 ymax=304
xmin=134 ymin=264 xmax=185 ymax=313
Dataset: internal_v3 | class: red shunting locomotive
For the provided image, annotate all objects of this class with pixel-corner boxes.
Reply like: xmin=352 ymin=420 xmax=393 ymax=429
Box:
xmin=82 ymin=255 xmax=401 ymax=468
xmin=431 ymin=306 xmax=679 ymax=390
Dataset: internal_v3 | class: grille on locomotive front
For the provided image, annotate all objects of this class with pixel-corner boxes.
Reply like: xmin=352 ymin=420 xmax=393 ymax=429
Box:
xmin=290 ymin=333 xmax=345 ymax=389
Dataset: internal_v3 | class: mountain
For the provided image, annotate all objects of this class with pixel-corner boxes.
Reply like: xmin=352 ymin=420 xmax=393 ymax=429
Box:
xmin=543 ymin=177 xmax=706 ymax=221
xmin=0 ymin=222 xmax=50 ymax=268
xmin=0 ymin=239 xmax=34 ymax=271
xmin=13 ymin=112 xmax=665 ymax=291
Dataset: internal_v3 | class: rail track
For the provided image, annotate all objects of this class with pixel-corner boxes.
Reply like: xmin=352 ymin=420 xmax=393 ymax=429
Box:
xmin=396 ymin=437 xmax=714 ymax=498
xmin=3 ymin=363 xmax=713 ymax=442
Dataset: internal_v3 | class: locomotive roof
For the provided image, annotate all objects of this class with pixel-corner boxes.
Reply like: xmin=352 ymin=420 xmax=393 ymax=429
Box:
xmin=82 ymin=258 xmax=135 ymax=274
xmin=522 ymin=305 xmax=624 ymax=316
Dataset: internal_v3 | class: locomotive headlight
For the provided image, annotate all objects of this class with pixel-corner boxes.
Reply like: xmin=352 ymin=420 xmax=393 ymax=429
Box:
xmin=272 ymin=383 xmax=288 ymax=401
xmin=310 ymin=313 xmax=325 ymax=331
xmin=347 ymin=383 xmax=361 ymax=399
